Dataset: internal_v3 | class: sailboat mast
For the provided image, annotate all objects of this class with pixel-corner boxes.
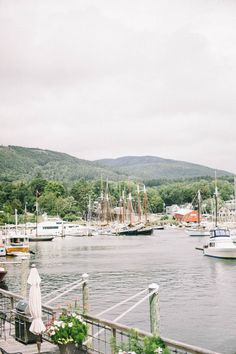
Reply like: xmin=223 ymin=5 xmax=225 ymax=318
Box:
xmin=143 ymin=185 xmax=148 ymax=224
xmin=214 ymin=173 xmax=218 ymax=228
xmin=137 ymin=184 xmax=141 ymax=223
xmin=35 ymin=191 xmax=39 ymax=237
xmin=15 ymin=208 xmax=18 ymax=233
xmin=128 ymin=192 xmax=133 ymax=226
xmin=234 ymin=176 xmax=236 ymax=222
xmin=197 ymin=190 xmax=201 ymax=226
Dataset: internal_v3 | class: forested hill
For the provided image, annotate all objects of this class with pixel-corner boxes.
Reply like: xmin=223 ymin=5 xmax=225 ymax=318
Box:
xmin=0 ymin=146 xmax=232 ymax=184
xmin=95 ymin=156 xmax=232 ymax=180
xmin=0 ymin=146 xmax=127 ymax=183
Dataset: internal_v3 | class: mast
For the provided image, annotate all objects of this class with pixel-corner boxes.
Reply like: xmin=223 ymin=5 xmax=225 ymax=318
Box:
xmin=35 ymin=191 xmax=39 ymax=237
xmin=15 ymin=208 xmax=18 ymax=234
xmin=143 ymin=185 xmax=148 ymax=224
xmin=197 ymin=190 xmax=201 ymax=226
xmin=127 ymin=192 xmax=133 ymax=226
xmin=234 ymin=176 xmax=236 ymax=222
xmin=24 ymin=202 xmax=28 ymax=235
xmin=122 ymin=190 xmax=126 ymax=224
xmin=137 ymin=184 xmax=141 ymax=223
xmin=214 ymin=173 xmax=218 ymax=227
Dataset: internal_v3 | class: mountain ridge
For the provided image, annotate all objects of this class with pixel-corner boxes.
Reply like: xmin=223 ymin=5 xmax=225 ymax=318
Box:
xmin=0 ymin=145 xmax=232 ymax=183
xmin=95 ymin=155 xmax=232 ymax=180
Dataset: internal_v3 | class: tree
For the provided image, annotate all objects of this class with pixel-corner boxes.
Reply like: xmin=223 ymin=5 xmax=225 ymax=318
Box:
xmin=44 ymin=181 xmax=66 ymax=197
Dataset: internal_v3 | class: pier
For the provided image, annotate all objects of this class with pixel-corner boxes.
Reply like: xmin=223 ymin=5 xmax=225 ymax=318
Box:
xmin=0 ymin=274 xmax=221 ymax=354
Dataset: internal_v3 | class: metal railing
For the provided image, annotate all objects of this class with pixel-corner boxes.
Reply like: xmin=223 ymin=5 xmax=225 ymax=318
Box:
xmin=0 ymin=284 xmax=221 ymax=354
xmin=82 ymin=314 xmax=221 ymax=354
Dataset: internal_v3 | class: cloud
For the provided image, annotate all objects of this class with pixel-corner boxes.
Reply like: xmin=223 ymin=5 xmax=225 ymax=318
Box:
xmin=0 ymin=0 xmax=236 ymax=173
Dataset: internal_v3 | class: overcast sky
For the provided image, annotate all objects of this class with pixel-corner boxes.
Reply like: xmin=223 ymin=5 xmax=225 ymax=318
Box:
xmin=1 ymin=0 xmax=236 ymax=173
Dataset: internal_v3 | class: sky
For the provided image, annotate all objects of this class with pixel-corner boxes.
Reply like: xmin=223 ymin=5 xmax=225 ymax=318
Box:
xmin=1 ymin=0 xmax=236 ymax=173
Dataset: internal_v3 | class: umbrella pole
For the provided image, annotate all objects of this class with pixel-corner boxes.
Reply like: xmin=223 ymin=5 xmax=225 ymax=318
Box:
xmin=36 ymin=334 xmax=42 ymax=353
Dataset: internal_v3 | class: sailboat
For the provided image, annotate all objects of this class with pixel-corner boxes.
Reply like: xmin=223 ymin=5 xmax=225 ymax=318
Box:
xmin=187 ymin=190 xmax=210 ymax=237
xmin=116 ymin=186 xmax=153 ymax=236
xmin=203 ymin=184 xmax=236 ymax=259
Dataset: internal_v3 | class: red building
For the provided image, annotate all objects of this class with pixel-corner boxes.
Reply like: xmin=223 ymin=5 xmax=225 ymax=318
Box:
xmin=174 ymin=209 xmax=200 ymax=223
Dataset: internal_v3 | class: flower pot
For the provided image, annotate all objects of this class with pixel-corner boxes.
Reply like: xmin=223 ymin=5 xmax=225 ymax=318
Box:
xmin=58 ymin=343 xmax=87 ymax=354
xmin=58 ymin=343 xmax=77 ymax=354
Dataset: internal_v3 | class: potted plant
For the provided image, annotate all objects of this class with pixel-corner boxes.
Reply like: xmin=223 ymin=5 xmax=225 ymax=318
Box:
xmin=111 ymin=329 xmax=170 ymax=354
xmin=47 ymin=311 xmax=88 ymax=354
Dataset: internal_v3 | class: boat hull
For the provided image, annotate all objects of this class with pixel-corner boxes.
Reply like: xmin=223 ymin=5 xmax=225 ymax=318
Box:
xmin=5 ymin=246 xmax=30 ymax=255
xmin=29 ymin=236 xmax=54 ymax=242
xmin=203 ymin=247 xmax=236 ymax=259
xmin=117 ymin=226 xmax=153 ymax=236
xmin=188 ymin=229 xmax=210 ymax=237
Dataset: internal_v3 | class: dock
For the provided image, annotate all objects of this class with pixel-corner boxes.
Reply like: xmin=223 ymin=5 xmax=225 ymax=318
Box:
xmin=0 ymin=321 xmax=59 ymax=353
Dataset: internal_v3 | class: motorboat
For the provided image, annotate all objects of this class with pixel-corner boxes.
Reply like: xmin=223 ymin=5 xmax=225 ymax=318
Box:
xmin=4 ymin=232 xmax=30 ymax=256
xmin=203 ymin=227 xmax=236 ymax=259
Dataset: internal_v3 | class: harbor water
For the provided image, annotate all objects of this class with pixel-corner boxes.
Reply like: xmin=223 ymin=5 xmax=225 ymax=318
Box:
xmin=2 ymin=228 xmax=236 ymax=354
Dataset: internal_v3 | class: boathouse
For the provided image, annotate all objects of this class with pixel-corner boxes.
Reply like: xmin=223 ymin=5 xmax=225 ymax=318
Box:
xmin=174 ymin=209 xmax=199 ymax=223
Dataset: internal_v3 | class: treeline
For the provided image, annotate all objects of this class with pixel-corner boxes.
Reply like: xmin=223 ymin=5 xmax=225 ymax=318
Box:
xmin=0 ymin=175 xmax=234 ymax=224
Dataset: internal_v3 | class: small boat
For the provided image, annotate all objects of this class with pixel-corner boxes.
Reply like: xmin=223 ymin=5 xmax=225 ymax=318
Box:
xmin=117 ymin=224 xmax=153 ymax=236
xmin=4 ymin=232 xmax=30 ymax=256
xmin=0 ymin=267 xmax=7 ymax=282
xmin=187 ymin=227 xmax=210 ymax=237
xmin=203 ymin=227 xmax=236 ymax=259
xmin=29 ymin=235 xmax=54 ymax=242
xmin=187 ymin=191 xmax=210 ymax=237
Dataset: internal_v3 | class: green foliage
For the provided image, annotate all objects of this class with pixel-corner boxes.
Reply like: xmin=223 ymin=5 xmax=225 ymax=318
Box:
xmin=0 ymin=146 xmax=232 ymax=185
xmin=111 ymin=329 xmax=170 ymax=354
xmin=47 ymin=311 xmax=88 ymax=345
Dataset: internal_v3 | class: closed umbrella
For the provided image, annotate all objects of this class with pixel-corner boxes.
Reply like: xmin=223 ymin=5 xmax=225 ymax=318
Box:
xmin=27 ymin=264 xmax=46 ymax=353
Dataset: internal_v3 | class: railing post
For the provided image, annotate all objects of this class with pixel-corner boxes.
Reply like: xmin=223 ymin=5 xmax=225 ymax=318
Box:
xmin=82 ymin=273 xmax=92 ymax=350
xmin=111 ymin=328 xmax=117 ymax=354
xmin=82 ymin=273 xmax=89 ymax=315
xmin=20 ymin=257 xmax=29 ymax=298
xmin=148 ymin=283 xmax=160 ymax=336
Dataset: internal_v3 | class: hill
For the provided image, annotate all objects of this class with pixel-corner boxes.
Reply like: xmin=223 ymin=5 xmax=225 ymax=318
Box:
xmin=95 ymin=156 xmax=232 ymax=180
xmin=0 ymin=146 xmax=127 ymax=183
xmin=0 ymin=146 xmax=232 ymax=184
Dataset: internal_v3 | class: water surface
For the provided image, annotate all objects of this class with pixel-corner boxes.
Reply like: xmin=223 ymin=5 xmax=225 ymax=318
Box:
xmin=3 ymin=229 xmax=236 ymax=354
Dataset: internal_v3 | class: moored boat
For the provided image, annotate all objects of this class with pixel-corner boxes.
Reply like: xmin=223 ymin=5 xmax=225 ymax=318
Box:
xmin=29 ymin=235 xmax=55 ymax=242
xmin=117 ymin=224 xmax=153 ymax=236
xmin=4 ymin=232 xmax=30 ymax=256
xmin=203 ymin=227 xmax=236 ymax=259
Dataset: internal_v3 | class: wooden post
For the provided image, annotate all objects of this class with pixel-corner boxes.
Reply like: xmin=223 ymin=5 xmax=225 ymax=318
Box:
xmin=82 ymin=273 xmax=92 ymax=349
xmin=82 ymin=273 xmax=89 ymax=315
xmin=149 ymin=283 xmax=159 ymax=336
xmin=20 ymin=257 xmax=29 ymax=298
xmin=111 ymin=328 xmax=117 ymax=354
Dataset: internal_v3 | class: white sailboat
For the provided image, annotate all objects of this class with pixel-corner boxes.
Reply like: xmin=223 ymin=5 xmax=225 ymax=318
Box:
xmin=187 ymin=190 xmax=210 ymax=237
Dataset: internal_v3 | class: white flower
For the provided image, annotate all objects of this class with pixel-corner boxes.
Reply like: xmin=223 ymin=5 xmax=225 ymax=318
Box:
xmin=68 ymin=322 xmax=73 ymax=328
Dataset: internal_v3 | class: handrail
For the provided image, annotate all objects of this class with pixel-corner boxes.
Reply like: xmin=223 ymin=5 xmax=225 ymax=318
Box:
xmin=83 ymin=314 xmax=221 ymax=354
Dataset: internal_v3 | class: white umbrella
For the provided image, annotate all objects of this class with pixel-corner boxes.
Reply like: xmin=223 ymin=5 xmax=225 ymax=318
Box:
xmin=27 ymin=265 xmax=46 ymax=353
